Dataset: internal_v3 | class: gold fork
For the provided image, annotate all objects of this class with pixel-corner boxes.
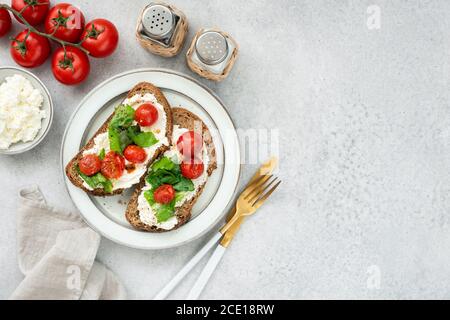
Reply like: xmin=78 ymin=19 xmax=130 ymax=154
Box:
xmin=154 ymin=158 xmax=281 ymax=300
xmin=186 ymin=159 xmax=281 ymax=299
xmin=220 ymin=158 xmax=281 ymax=247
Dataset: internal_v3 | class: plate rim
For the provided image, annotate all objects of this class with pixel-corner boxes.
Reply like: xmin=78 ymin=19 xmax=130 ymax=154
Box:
xmin=60 ymin=68 xmax=241 ymax=250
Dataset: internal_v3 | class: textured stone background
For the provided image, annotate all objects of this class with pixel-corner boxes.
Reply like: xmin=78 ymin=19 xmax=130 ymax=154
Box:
xmin=1 ymin=0 xmax=450 ymax=299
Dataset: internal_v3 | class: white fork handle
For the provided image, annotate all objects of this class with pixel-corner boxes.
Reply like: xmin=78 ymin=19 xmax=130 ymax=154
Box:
xmin=153 ymin=232 xmax=223 ymax=300
xmin=186 ymin=244 xmax=226 ymax=300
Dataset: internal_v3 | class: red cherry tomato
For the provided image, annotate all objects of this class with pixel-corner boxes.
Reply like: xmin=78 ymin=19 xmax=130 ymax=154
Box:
xmin=0 ymin=9 xmax=12 ymax=37
xmin=101 ymin=151 xmax=125 ymax=180
xmin=80 ymin=19 xmax=119 ymax=58
xmin=124 ymin=145 xmax=147 ymax=164
xmin=177 ymin=131 xmax=203 ymax=159
xmin=51 ymin=46 xmax=90 ymax=85
xmin=180 ymin=159 xmax=204 ymax=179
xmin=153 ymin=184 xmax=175 ymax=204
xmin=12 ymin=0 xmax=49 ymax=26
xmin=135 ymin=103 xmax=158 ymax=127
xmin=10 ymin=30 xmax=51 ymax=68
xmin=79 ymin=154 xmax=101 ymax=176
xmin=45 ymin=3 xmax=85 ymax=42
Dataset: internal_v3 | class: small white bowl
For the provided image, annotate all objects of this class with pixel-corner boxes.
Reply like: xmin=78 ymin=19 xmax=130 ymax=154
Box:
xmin=0 ymin=66 xmax=53 ymax=155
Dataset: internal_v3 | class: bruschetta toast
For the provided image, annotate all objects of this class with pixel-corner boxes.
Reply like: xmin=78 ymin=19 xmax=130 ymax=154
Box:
xmin=126 ymin=107 xmax=217 ymax=232
xmin=65 ymin=82 xmax=173 ymax=196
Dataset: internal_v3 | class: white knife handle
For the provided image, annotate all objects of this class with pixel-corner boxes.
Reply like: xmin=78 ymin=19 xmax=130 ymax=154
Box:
xmin=186 ymin=244 xmax=226 ymax=300
xmin=153 ymin=232 xmax=223 ymax=300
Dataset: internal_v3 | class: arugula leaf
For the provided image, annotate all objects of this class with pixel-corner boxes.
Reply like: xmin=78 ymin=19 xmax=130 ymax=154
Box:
xmin=173 ymin=177 xmax=194 ymax=192
xmin=110 ymin=104 xmax=135 ymax=129
xmin=127 ymin=126 xmax=158 ymax=148
xmin=99 ymin=148 xmax=106 ymax=160
xmin=77 ymin=167 xmax=113 ymax=193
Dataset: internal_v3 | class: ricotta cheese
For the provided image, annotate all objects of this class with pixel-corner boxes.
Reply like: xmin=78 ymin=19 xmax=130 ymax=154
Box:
xmin=0 ymin=74 xmax=46 ymax=150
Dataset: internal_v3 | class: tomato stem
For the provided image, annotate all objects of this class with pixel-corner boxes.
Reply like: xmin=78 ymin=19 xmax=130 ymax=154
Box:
xmin=0 ymin=3 xmax=90 ymax=55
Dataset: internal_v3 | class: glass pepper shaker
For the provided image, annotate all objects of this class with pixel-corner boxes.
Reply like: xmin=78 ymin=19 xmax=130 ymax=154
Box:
xmin=186 ymin=29 xmax=239 ymax=81
xmin=136 ymin=2 xmax=188 ymax=57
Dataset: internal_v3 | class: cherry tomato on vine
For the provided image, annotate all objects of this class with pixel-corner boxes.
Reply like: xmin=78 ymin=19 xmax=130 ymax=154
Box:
xmin=12 ymin=0 xmax=49 ymax=26
xmin=0 ymin=9 xmax=12 ymax=37
xmin=153 ymin=184 xmax=175 ymax=204
xmin=51 ymin=46 xmax=90 ymax=85
xmin=45 ymin=3 xmax=85 ymax=43
xmin=80 ymin=19 xmax=119 ymax=58
xmin=10 ymin=30 xmax=51 ymax=68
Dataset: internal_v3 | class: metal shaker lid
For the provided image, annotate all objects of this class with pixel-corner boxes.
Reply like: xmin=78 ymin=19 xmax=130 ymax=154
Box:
xmin=141 ymin=4 xmax=175 ymax=39
xmin=195 ymin=31 xmax=229 ymax=65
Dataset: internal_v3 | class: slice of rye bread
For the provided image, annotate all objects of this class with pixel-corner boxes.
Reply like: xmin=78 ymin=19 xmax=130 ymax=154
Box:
xmin=125 ymin=107 xmax=218 ymax=232
xmin=65 ymin=82 xmax=173 ymax=197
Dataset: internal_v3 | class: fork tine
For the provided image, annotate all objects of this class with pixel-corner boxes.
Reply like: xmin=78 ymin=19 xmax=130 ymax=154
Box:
xmin=247 ymin=176 xmax=278 ymax=204
xmin=242 ymin=174 xmax=273 ymax=199
xmin=252 ymin=180 xmax=281 ymax=209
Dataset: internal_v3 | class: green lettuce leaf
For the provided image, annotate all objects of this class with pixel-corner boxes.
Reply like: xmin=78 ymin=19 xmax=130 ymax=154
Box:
xmin=151 ymin=156 xmax=177 ymax=172
xmin=173 ymin=177 xmax=194 ymax=192
xmin=110 ymin=104 xmax=135 ymax=129
xmin=77 ymin=167 xmax=113 ymax=193
xmin=142 ymin=157 xmax=196 ymax=223
xmin=99 ymin=148 xmax=106 ymax=160
xmin=127 ymin=126 xmax=158 ymax=148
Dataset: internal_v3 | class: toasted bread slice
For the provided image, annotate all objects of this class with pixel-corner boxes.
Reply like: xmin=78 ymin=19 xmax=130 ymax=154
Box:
xmin=65 ymin=82 xmax=173 ymax=196
xmin=126 ymin=107 xmax=217 ymax=232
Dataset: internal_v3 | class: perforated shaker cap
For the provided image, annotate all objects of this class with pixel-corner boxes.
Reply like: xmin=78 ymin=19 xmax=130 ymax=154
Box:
xmin=142 ymin=4 xmax=175 ymax=39
xmin=195 ymin=31 xmax=229 ymax=65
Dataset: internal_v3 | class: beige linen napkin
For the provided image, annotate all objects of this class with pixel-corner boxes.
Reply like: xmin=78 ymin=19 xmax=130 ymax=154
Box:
xmin=10 ymin=185 xmax=126 ymax=300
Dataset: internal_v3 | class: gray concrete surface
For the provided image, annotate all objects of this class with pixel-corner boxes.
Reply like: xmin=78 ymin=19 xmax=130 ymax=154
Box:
xmin=1 ymin=0 xmax=450 ymax=299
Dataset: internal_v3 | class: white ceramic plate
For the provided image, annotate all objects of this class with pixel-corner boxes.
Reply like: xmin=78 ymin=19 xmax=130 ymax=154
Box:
xmin=61 ymin=68 xmax=240 ymax=250
xmin=0 ymin=66 xmax=53 ymax=155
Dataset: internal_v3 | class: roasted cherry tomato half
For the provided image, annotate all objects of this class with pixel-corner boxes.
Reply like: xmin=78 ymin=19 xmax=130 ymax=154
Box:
xmin=81 ymin=19 xmax=119 ymax=58
xmin=177 ymin=131 xmax=203 ymax=159
xmin=0 ymin=8 xmax=12 ymax=37
xmin=79 ymin=154 xmax=102 ymax=176
xmin=51 ymin=46 xmax=90 ymax=85
xmin=12 ymin=0 xmax=49 ymax=26
xmin=135 ymin=103 xmax=158 ymax=127
xmin=10 ymin=30 xmax=51 ymax=68
xmin=153 ymin=184 xmax=175 ymax=204
xmin=124 ymin=145 xmax=147 ymax=164
xmin=45 ymin=3 xmax=85 ymax=42
xmin=101 ymin=151 xmax=125 ymax=180
xmin=180 ymin=159 xmax=204 ymax=179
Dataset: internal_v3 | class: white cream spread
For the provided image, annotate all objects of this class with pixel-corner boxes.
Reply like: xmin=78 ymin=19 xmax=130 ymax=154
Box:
xmin=81 ymin=93 xmax=169 ymax=191
xmin=0 ymin=74 xmax=46 ymax=150
xmin=137 ymin=125 xmax=210 ymax=230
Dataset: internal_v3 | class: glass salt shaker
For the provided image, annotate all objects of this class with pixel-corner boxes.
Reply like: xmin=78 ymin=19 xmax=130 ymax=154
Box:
xmin=136 ymin=2 xmax=188 ymax=57
xmin=186 ymin=29 xmax=239 ymax=81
